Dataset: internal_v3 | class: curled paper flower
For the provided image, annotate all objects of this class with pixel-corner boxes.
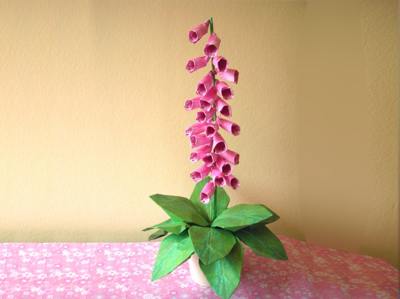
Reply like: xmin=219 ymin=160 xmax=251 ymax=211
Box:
xmin=185 ymin=18 xmax=240 ymax=203
xmin=186 ymin=56 xmax=209 ymax=73
xmin=219 ymin=69 xmax=239 ymax=84
xmin=188 ymin=20 xmax=210 ymax=43
xmin=213 ymin=56 xmax=228 ymax=72
xmin=204 ymin=33 xmax=221 ymax=57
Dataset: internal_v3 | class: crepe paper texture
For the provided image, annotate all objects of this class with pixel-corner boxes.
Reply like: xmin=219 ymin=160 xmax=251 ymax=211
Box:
xmin=144 ymin=18 xmax=287 ymax=299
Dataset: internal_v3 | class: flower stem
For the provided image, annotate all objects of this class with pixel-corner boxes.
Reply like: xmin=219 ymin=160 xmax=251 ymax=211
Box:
xmin=209 ymin=17 xmax=218 ymax=220
xmin=210 ymin=17 xmax=216 ymax=121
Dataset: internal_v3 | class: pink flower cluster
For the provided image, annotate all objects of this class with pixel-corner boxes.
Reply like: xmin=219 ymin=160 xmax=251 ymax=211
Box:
xmin=185 ymin=19 xmax=240 ymax=204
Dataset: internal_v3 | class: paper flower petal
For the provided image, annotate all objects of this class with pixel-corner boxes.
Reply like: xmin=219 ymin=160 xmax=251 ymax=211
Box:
xmin=188 ymin=20 xmax=210 ymax=44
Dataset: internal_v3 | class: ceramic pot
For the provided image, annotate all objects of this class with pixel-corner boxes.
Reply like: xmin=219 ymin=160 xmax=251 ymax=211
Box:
xmin=188 ymin=254 xmax=210 ymax=286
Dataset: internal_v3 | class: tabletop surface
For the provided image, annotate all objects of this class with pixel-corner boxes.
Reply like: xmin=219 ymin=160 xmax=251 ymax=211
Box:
xmin=0 ymin=236 xmax=398 ymax=298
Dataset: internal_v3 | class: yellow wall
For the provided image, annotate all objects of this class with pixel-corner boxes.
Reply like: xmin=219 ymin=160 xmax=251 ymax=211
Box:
xmin=0 ymin=0 xmax=398 ymax=267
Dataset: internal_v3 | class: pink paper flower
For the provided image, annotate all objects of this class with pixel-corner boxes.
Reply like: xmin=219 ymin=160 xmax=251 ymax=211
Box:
xmin=220 ymin=149 xmax=240 ymax=165
xmin=211 ymin=168 xmax=226 ymax=186
xmin=190 ymin=134 xmax=211 ymax=148
xmin=187 ymin=123 xmax=217 ymax=137
xmin=186 ymin=18 xmax=240 ymax=198
xmin=226 ymin=175 xmax=239 ymax=189
xmin=202 ymin=86 xmax=218 ymax=101
xmin=218 ymin=69 xmax=239 ymax=84
xmin=196 ymin=72 xmax=213 ymax=96
xmin=188 ymin=20 xmax=210 ymax=44
xmin=190 ymin=164 xmax=211 ymax=182
xmin=213 ymin=56 xmax=228 ymax=72
xmin=216 ymin=158 xmax=232 ymax=176
xmin=212 ymin=132 xmax=226 ymax=154
xmin=196 ymin=109 xmax=215 ymax=122
xmin=202 ymin=153 xmax=217 ymax=166
xmin=200 ymin=99 xmax=213 ymax=111
xmin=184 ymin=96 xmax=202 ymax=111
xmin=185 ymin=122 xmax=207 ymax=136
xmin=214 ymin=175 xmax=226 ymax=187
xmin=204 ymin=33 xmax=221 ymax=57
xmin=186 ymin=56 xmax=209 ymax=73
xmin=217 ymin=118 xmax=240 ymax=136
xmin=200 ymin=180 xmax=215 ymax=203
xmin=216 ymin=81 xmax=234 ymax=100
xmin=215 ymin=97 xmax=232 ymax=117
xmin=205 ymin=125 xmax=217 ymax=137
xmin=190 ymin=145 xmax=211 ymax=162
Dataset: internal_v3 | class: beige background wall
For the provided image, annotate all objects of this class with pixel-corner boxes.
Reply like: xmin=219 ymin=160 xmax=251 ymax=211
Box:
xmin=0 ymin=0 xmax=398 ymax=267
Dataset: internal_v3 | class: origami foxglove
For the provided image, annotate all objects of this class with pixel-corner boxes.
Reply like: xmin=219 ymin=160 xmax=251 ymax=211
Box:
xmin=145 ymin=18 xmax=287 ymax=299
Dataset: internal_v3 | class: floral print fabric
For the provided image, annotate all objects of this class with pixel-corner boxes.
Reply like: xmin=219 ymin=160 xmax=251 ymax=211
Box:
xmin=0 ymin=236 xmax=398 ymax=298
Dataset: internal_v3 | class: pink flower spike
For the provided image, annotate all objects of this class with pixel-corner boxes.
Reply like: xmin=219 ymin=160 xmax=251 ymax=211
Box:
xmin=204 ymin=33 xmax=221 ymax=57
xmin=196 ymin=72 xmax=213 ymax=96
xmin=226 ymin=175 xmax=240 ymax=189
xmin=188 ymin=20 xmax=210 ymax=43
xmin=217 ymin=118 xmax=240 ymax=136
xmin=190 ymin=135 xmax=211 ymax=148
xmin=216 ymin=81 xmax=234 ymax=100
xmin=184 ymin=96 xmax=202 ymax=111
xmin=202 ymin=153 xmax=217 ymax=166
xmin=200 ymin=181 xmax=215 ymax=203
xmin=218 ymin=69 xmax=239 ymax=84
xmin=212 ymin=132 xmax=226 ymax=154
xmin=215 ymin=97 xmax=232 ymax=117
xmin=216 ymin=158 xmax=232 ymax=175
xmin=190 ymin=164 xmax=211 ymax=182
xmin=186 ymin=56 xmax=209 ymax=73
xmin=220 ymin=149 xmax=240 ymax=165
xmin=213 ymin=56 xmax=228 ymax=72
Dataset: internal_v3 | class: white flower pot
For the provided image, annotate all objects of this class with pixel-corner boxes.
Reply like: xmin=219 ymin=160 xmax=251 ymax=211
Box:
xmin=188 ymin=254 xmax=210 ymax=286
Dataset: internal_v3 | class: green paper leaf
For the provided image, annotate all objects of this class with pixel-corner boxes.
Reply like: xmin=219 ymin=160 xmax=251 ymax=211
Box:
xmin=200 ymin=241 xmax=243 ymax=299
xmin=151 ymin=231 xmax=194 ymax=281
xmin=208 ymin=187 xmax=230 ymax=221
xmin=154 ymin=219 xmax=187 ymax=234
xmin=190 ymin=177 xmax=230 ymax=222
xmin=142 ymin=226 xmax=155 ymax=232
xmin=236 ymin=224 xmax=287 ymax=260
xmin=150 ymin=194 xmax=209 ymax=226
xmin=212 ymin=204 xmax=274 ymax=231
xmin=261 ymin=208 xmax=280 ymax=224
xmin=189 ymin=226 xmax=236 ymax=265
xmin=148 ymin=229 xmax=168 ymax=241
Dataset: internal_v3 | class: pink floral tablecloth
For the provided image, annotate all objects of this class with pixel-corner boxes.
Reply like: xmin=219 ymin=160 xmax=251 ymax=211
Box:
xmin=0 ymin=236 xmax=398 ymax=298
